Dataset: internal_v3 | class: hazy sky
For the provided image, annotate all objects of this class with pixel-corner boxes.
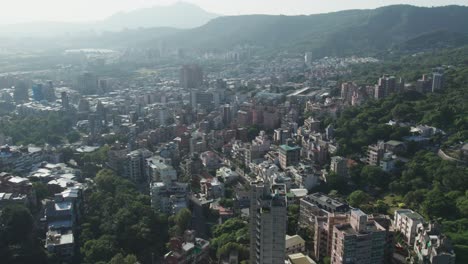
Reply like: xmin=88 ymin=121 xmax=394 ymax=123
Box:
xmin=0 ymin=0 xmax=467 ymax=24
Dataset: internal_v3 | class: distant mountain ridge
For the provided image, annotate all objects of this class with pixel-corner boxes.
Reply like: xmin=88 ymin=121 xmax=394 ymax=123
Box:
xmin=1 ymin=4 xmax=468 ymax=57
xmin=141 ymin=5 xmax=468 ymax=56
xmin=0 ymin=2 xmax=218 ymax=37
xmin=100 ymin=2 xmax=218 ymax=30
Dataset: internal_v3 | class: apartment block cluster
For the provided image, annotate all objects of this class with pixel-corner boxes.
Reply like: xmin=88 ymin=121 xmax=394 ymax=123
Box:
xmin=0 ymin=145 xmax=61 ymax=173
xmin=366 ymin=140 xmax=406 ymax=172
xmin=394 ymin=209 xmax=456 ymax=263
xmin=340 ymin=68 xmax=445 ymax=107
xmin=0 ymin=172 xmax=37 ymax=208
xmin=294 ymin=192 xmax=455 ymax=264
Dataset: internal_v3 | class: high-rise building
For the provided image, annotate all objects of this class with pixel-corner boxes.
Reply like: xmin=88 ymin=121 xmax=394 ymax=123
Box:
xmin=32 ymin=84 xmax=45 ymax=101
xmin=60 ymin=92 xmax=69 ymax=109
xmin=432 ymin=72 xmax=444 ymax=92
xmin=124 ymin=149 xmax=153 ymax=182
xmin=330 ymin=156 xmax=348 ymax=177
xmin=416 ymin=75 xmax=433 ymax=93
xmin=374 ymin=75 xmax=397 ymax=99
xmin=98 ymin=79 xmax=108 ymax=94
xmin=341 ymin=82 xmax=358 ymax=104
xmin=250 ymin=180 xmax=287 ymax=264
xmin=191 ymin=90 xmax=214 ymax=109
xmin=222 ymin=104 xmax=232 ymax=125
xmin=278 ymin=139 xmax=301 ymax=169
xmin=330 ymin=209 xmax=387 ymax=264
xmin=274 ymin=128 xmax=290 ymax=145
xmin=180 ymin=65 xmax=203 ymax=89
xmin=76 ymin=72 xmax=98 ymax=95
xmin=88 ymin=113 xmax=101 ymax=140
xmin=13 ymin=80 xmax=29 ymax=103
xmin=314 ymin=212 xmax=349 ymax=260
xmin=77 ymin=98 xmax=90 ymax=113
xmin=305 ymin=52 xmax=313 ymax=66
xmin=43 ymin=81 xmax=56 ymax=102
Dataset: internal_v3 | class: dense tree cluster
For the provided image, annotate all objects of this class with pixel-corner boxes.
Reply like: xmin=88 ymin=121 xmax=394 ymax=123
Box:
xmin=0 ymin=113 xmax=74 ymax=145
xmin=0 ymin=205 xmax=48 ymax=264
xmin=79 ymin=169 xmax=168 ymax=264
xmin=167 ymin=208 xmax=192 ymax=237
xmin=210 ymin=218 xmax=249 ymax=262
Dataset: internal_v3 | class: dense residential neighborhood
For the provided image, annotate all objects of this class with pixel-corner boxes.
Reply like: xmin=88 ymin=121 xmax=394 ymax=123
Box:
xmin=0 ymin=2 xmax=468 ymax=264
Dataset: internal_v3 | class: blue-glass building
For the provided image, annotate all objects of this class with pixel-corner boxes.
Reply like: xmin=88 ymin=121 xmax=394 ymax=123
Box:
xmin=32 ymin=84 xmax=44 ymax=101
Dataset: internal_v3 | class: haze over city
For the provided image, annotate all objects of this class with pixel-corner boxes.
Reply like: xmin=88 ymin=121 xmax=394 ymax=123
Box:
xmin=0 ymin=0 xmax=467 ymax=24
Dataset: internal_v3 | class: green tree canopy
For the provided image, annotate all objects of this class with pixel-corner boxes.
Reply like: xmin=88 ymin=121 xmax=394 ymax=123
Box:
xmin=348 ymin=190 xmax=371 ymax=208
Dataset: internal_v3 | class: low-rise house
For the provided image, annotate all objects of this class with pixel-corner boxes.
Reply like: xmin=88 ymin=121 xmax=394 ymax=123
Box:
xmin=216 ymin=167 xmax=239 ymax=184
xmin=164 ymin=230 xmax=210 ymax=264
xmin=0 ymin=173 xmax=36 ymax=206
xmin=200 ymin=177 xmax=224 ymax=200
xmin=285 ymin=235 xmax=306 ymax=255
xmin=385 ymin=140 xmax=406 ymax=154
xmin=0 ymin=192 xmax=28 ymax=208
xmin=286 ymin=253 xmax=317 ymax=264
xmin=200 ymin=151 xmax=222 ymax=170
xmin=45 ymin=230 xmax=75 ymax=260
xmin=150 ymin=182 xmax=189 ymax=215
xmin=413 ymin=223 xmax=456 ymax=264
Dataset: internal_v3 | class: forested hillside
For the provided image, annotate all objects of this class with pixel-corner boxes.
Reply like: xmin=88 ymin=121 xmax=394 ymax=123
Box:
xmin=329 ymin=45 xmax=468 ymax=263
xmin=143 ymin=5 xmax=468 ymax=56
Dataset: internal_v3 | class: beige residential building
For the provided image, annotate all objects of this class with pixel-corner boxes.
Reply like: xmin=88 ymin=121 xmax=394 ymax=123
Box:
xmin=394 ymin=209 xmax=425 ymax=245
xmin=331 ymin=209 xmax=387 ymax=264
xmin=314 ymin=212 xmax=349 ymax=260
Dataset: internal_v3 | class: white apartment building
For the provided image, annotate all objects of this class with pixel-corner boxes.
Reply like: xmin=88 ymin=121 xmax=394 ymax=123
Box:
xmin=394 ymin=209 xmax=425 ymax=245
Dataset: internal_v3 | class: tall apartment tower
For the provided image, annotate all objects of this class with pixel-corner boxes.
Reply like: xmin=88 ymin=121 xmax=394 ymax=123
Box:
xmin=76 ymin=72 xmax=98 ymax=95
xmin=330 ymin=156 xmax=348 ymax=177
xmin=180 ymin=64 xmax=203 ymax=89
xmin=432 ymin=69 xmax=444 ymax=92
xmin=416 ymin=74 xmax=433 ymax=93
xmin=341 ymin=82 xmax=358 ymax=104
xmin=13 ymin=80 xmax=29 ymax=103
xmin=331 ymin=209 xmax=386 ymax=264
xmin=375 ymin=75 xmax=397 ymax=99
xmin=250 ymin=179 xmax=287 ymax=264
xmin=43 ymin=80 xmax=56 ymax=102
xmin=61 ymin=92 xmax=69 ymax=109
xmin=305 ymin=52 xmax=313 ymax=66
